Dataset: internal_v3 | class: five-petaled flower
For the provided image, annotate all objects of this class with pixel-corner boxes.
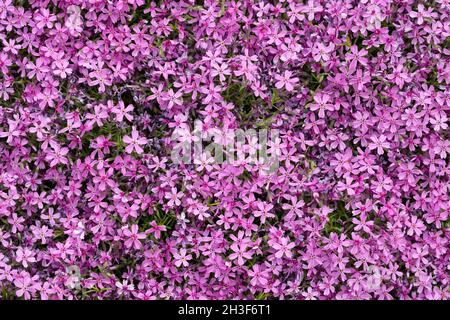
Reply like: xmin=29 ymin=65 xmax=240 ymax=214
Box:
xmin=123 ymin=128 xmax=147 ymax=154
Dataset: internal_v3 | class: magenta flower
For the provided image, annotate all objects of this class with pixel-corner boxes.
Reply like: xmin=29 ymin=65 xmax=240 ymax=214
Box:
xmin=275 ymin=70 xmax=299 ymax=92
xmin=15 ymin=247 xmax=36 ymax=268
xmin=310 ymin=92 xmax=334 ymax=118
xmin=46 ymin=145 xmax=69 ymax=167
xmin=368 ymin=135 xmax=390 ymax=155
xmin=312 ymin=42 xmax=334 ymax=62
xmin=173 ymin=248 xmax=192 ymax=267
xmin=123 ymin=129 xmax=147 ymax=154
xmin=272 ymin=237 xmax=295 ymax=259
xmin=123 ymin=225 xmax=146 ymax=250
xmin=14 ymin=275 xmax=38 ymax=300
xmin=164 ymin=187 xmax=184 ymax=207
xmin=112 ymin=102 xmax=134 ymax=123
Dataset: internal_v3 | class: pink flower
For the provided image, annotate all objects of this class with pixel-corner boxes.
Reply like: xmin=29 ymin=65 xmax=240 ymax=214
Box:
xmin=112 ymin=101 xmax=134 ymax=123
xmin=406 ymin=216 xmax=426 ymax=237
xmin=15 ymin=247 xmax=36 ymax=268
xmin=46 ymin=145 xmax=69 ymax=167
xmin=275 ymin=70 xmax=299 ymax=92
xmin=229 ymin=244 xmax=252 ymax=266
xmin=409 ymin=4 xmax=434 ymax=25
xmin=14 ymin=274 xmax=38 ymax=300
xmin=368 ymin=135 xmax=390 ymax=155
xmin=312 ymin=43 xmax=334 ymax=62
xmin=123 ymin=129 xmax=147 ymax=154
xmin=310 ymin=93 xmax=334 ymax=118
xmin=173 ymin=248 xmax=192 ymax=267
xmin=429 ymin=112 xmax=448 ymax=131
xmin=272 ymin=237 xmax=295 ymax=259
xmin=248 ymin=264 xmax=269 ymax=286
xmin=165 ymin=187 xmax=184 ymax=207
xmin=123 ymin=224 xmax=146 ymax=250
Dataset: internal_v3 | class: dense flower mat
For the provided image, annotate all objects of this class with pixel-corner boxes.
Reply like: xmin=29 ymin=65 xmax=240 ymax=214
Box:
xmin=0 ymin=0 xmax=449 ymax=300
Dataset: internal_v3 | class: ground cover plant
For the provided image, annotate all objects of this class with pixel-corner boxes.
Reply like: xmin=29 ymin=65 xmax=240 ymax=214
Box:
xmin=0 ymin=0 xmax=449 ymax=300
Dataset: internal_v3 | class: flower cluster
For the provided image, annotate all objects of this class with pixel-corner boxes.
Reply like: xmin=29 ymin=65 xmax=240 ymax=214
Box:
xmin=0 ymin=0 xmax=449 ymax=300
